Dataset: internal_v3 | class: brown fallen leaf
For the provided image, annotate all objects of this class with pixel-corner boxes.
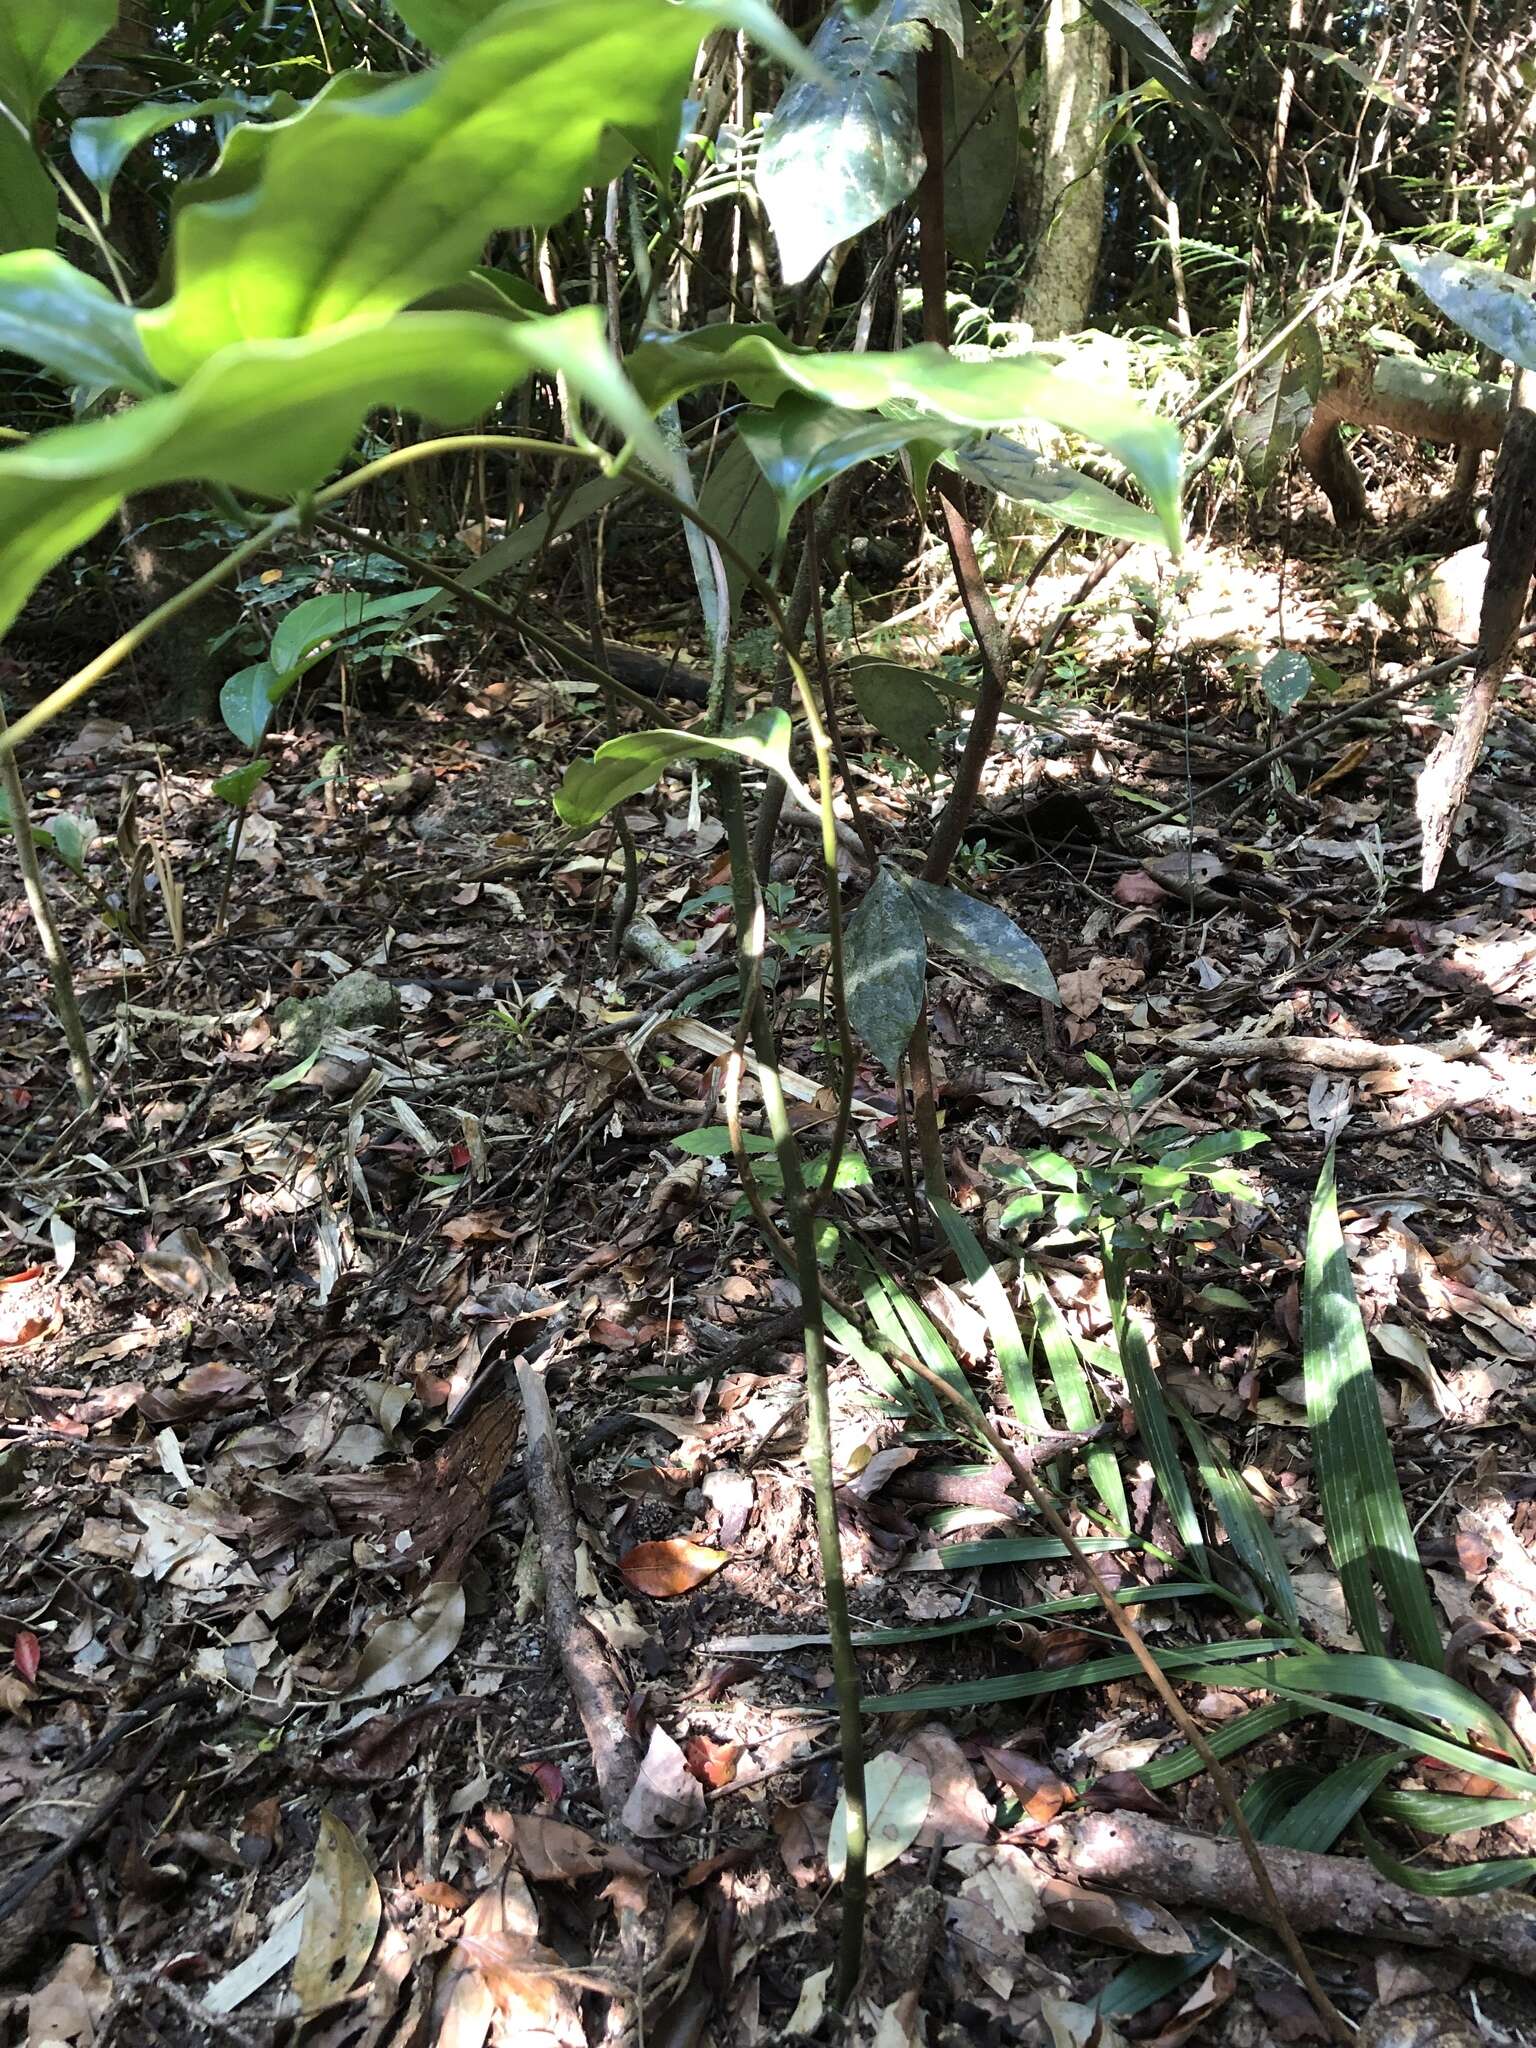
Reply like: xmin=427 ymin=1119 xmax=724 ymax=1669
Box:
xmin=436 ymin=1873 xmax=584 ymax=2048
xmin=981 ymin=1746 xmax=1075 ymax=1823
xmin=1148 ymin=1956 xmax=1236 ymax=2048
xmin=490 ymin=1813 xmax=647 ymax=1884
xmin=684 ymin=1733 xmax=743 ymax=1789
xmin=1040 ymin=1877 xmax=1194 ymax=1954
xmin=772 ymin=1799 xmax=829 ymax=1888
xmin=619 ymin=1538 xmax=729 ymax=1599
xmin=137 ymin=1363 xmax=258 ymax=1426
xmin=294 ymin=1812 xmax=381 ymax=2017
xmin=902 ymin=1726 xmax=993 ymax=1846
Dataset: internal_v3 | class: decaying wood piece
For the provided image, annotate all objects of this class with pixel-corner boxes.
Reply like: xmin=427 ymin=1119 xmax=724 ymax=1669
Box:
xmin=516 ymin=1361 xmax=640 ymax=1823
xmin=1064 ymin=1810 xmax=1536 ymax=1976
xmin=1156 ymin=1025 xmax=1487 ymax=1075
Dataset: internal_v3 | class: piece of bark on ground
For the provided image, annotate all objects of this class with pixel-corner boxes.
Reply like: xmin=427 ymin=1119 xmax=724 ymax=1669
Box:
xmin=1063 ymin=1810 xmax=1536 ymax=1976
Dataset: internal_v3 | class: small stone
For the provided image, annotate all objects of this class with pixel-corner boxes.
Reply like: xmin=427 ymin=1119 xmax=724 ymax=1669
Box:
xmin=274 ymin=969 xmax=401 ymax=1057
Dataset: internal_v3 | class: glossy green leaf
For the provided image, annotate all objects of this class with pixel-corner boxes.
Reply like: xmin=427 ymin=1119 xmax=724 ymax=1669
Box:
xmin=934 ymin=1533 xmax=1134 ymax=1568
xmin=1303 ymin=1150 xmax=1443 ymax=1668
xmin=70 ymin=97 xmax=255 ymax=210
xmin=0 ymin=1 xmax=115 ymax=122
xmin=844 ymin=864 xmax=927 ymax=1074
xmin=738 ymin=394 xmax=970 ymax=538
xmin=1370 ymin=1787 xmax=1536 ymax=1837
xmin=140 ymin=0 xmax=805 ymax=382
xmin=853 ymin=1246 xmax=986 ymax=1433
xmin=0 ymin=251 xmax=158 ymax=395
xmin=1020 ymin=1266 xmax=1128 ymax=1526
xmin=1263 ymin=1749 xmax=1402 ymax=1852
xmin=553 ymin=709 xmax=812 ymax=832
xmin=270 ymin=589 xmax=427 ymax=679
xmin=850 ymin=661 xmax=947 ymax=774
xmin=1358 ymin=1818 xmax=1536 ymax=1896
xmin=1139 ymin=1700 xmax=1301 ymax=1790
xmin=1243 ymin=1652 xmax=1520 ymax=1759
xmin=1104 ymin=1248 xmax=1207 ymax=1569
xmin=626 ymin=325 xmax=1184 ymax=551
xmin=1260 ymin=649 xmax=1313 ymax=716
xmin=941 ymin=40 xmax=1017 ymax=268
xmin=0 ymin=304 xmax=661 ymax=645
xmin=696 ymin=432 xmax=778 ymax=611
xmin=0 ymin=116 xmax=55 ymax=255
xmin=1393 ymin=244 xmax=1536 ymax=372
xmin=1083 ymin=0 xmax=1217 ymax=126
xmin=213 ymin=759 xmax=271 ymax=807
xmin=756 ymin=0 xmax=964 ymax=283
xmin=932 ymin=1200 xmax=1051 ymax=1435
xmin=907 ymin=878 xmax=1059 ymax=1001
xmin=1173 ymin=1399 xmax=1297 ymax=1625
xmin=220 ymin=663 xmax=279 ymax=751
xmin=45 ymin=810 xmax=92 ymax=876
xmin=951 ymin=434 xmax=1166 ymax=547
xmin=862 ymin=1638 xmax=1292 ymax=1715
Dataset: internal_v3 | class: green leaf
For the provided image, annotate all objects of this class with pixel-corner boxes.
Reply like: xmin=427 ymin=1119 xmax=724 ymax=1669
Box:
xmin=45 ymin=810 xmax=92 ymax=876
xmin=941 ymin=40 xmax=1017 ymax=268
xmin=907 ymin=878 xmax=1059 ymax=1001
xmin=213 ymin=760 xmax=270 ymax=806
xmin=553 ymin=709 xmax=812 ymax=832
xmin=389 ymin=0 xmax=503 ymax=52
xmin=850 ymin=661 xmax=947 ymax=774
xmin=626 ymin=324 xmax=1184 ymax=552
xmin=1173 ymin=1399 xmax=1297 ymax=1626
xmin=70 ymin=98 xmax=255 ymax=211
xmin=270 ymin=589 xmax=428 ymax=680
xmin=1260 ymin=649 xmax=1314 ymax=716
xmin=221 ymin=663 xmax=279 ymax=751
xmin=0 ymin=1 xmax=115 ymax=123
xmin=828 ymin=1751 xmax=930 ymax=1880
xmin=853 ymin=1246 xmax=987 ymax=1434
xmin=1303 ymin=1150 xmax=1443 ymax=1669
xmin=1231 ymin=323 xmax=1322 ymax=490
xmin=931 ymin=1200 xmax=1051 ymax=1435
xmin=1082 ymin=0 xmax=1218 ymax=126
xmin=1019 ymin=1265 xmax=1129 ymax=1527
xmin=139 ymin=0 xmax=806 ymax=382
xmin=934 ymin=1533 xmax=1134 ymax=1569
xmin=1139 ymin=1700 xmax=1301 ymax=1790
xmin=1242 ymin=1652 xmax=1521 ymax=1760
xmin=1358 ymin=1818 xmax=1536 ymax=1896
xmin=1263 ymin=1750 xmax=1402 ymax=1852
xmin=1371 ymin=1787 xmax=1536 ymax=1837
xmin=1392 ymin=244 xmax=1536 ymax=373
xmin=697 ymin=432 xmax=778 ymax=613
xmin=0 ymin=304 xmax=662 ymax=645
xmin=951 ymin=434 xmax=1167 ymax=547
xmin=0 ymin=119 xmax=56 ymax=256
xmin=844 ymin=864 xmax=927 ymax=1074
xmin=673 ymin=1126 xmax=774 ymax=1158
xmin=756 ymin=0 xmax=964 ymax=284
xmin=1104 ymin=1249 xmax=1207 ymax=1569
xmin=738 ymin=394 xmax=970 ymax=539
xmin=862 ymin=1638 xmax=1293 ymax=1714
xmin=0 ymin=251 xmax=159 ymax=395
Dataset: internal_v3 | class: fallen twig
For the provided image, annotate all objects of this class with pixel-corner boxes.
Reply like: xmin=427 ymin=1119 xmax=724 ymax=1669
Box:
xmin=1064 ymin=1808 xmax=1536 ymax=1978
xmin=1152 ymin=1025 xmax=1488 ymax=1074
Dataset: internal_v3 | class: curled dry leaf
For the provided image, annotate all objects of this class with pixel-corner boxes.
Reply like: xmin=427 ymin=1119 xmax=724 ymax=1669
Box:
xmin=981 ymin=1745 xmax=1075 ymax=1823
xmin=1040 ymin=1876 xmax=1193 ymax=1954
xmin=621 ymin=1723 xmax=706 ymax=1838
xmin=618 ymin=1537 xmax=729 ymax=1598
xmin=137 ymin=1363 xmax=258 ymax=1426
xmin=138 ymin=1225 xmax=235 ymax=1305
xmin=1081 ymin=1769 xmax=1178 ymax=1820
xmin=437 ymin=1873 xmax=583 ymax=2048
xmin=1042 ymin=1993 xmax=1132 ymax=2048
xmin=12 ymin=1633 xmax=40 ymax=1685
xmin=0 ymin=1291 xmax=58 ymax=1350
xmin=293 ymin=1811 xmax=381 ymax=2017
xmin=345 ymin=1581 xmax=465 ymax=1701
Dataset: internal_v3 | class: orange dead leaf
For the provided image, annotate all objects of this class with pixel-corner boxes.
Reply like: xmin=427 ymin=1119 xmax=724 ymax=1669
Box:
xmin=618 ymin=1538 xmax=729 ymax=1599
xmin=1307 ymin=736 xmax=1371 ymax=792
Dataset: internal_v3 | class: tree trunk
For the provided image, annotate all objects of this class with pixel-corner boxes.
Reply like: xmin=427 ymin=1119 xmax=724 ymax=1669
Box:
xmin=1299 ymin=353 xmax=1509 ymax=527
xmin=1017 ymin=0 xmax=1111 ymax=341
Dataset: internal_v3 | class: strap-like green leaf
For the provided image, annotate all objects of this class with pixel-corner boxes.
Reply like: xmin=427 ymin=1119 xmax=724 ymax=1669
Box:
xmin=862 ymin=1638 xmax=1293 ymax=1714
xmin=1172 ymin=1398 xmax=1297 ymax=1627
xmin=1303 ymin=1150 xmax=1443 ymax=1668
xmin=931 ymin=1200 xmax=1050 ymax=1434
xmin=1020 ymin=1265 xmax=1128 ymax=1528
xmin=1104 ymin=1248 xmax=1206 ymax=1568
xmin=552 ymin=709 xmax=814 ymax=832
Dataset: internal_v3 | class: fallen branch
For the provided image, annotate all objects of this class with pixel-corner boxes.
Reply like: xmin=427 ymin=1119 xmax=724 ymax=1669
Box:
xmin=515 ymin=1359 xmax=640 ymax=1825
xmin=1064 ymin=1809 xmax=1536 ymax=1977
xmin=1153 ymin=1025 xmax=1488 ymax=1074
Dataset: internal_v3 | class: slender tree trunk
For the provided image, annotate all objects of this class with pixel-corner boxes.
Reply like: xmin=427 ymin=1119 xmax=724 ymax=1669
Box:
xmin=1018 ymin=0 xmax=1111 ymax=340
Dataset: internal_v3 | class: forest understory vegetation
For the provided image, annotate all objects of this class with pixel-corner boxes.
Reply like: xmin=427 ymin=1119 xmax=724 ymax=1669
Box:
xmin=1 ymin=2 xmax=1536 ymax=2045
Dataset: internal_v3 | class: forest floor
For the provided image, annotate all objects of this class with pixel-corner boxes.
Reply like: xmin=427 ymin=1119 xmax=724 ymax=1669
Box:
xmin=2 ymin=521 xmax=1536 ymax=2047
